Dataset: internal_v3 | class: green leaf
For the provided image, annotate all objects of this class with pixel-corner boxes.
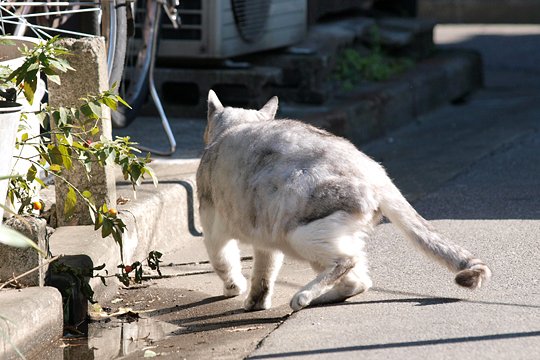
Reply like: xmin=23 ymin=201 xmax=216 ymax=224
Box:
xmin=34 ymin=177 xmax=46 ymax=188
xmin=88 ymin=101 xmax=102 ymax=118
xmin=0 ymin=225 xmax=46 ymax=255
xmin=22 ymin=81 xmax=36 ymax=105
xmin=82 ymin=282 xmax=97 ymax=304
xmin=48 ymin=145 xmax=63 ymax=166
xmin=49 ymin=164 xmax=62 ymax=172
xmin=105 ymin=149 xmax=116 ymax=165
xmin=58 ymin=107 xmax=68 ymax=126
xmin=64 ymin=186 xmax=77 ymax=220
xmin=93 ymin=263 xmax=106 ymax=271
xmin=26 ymin=164 xmax=37 ymax=182
xmin=80 ymin=103 xmax=98 ymax=120
xmin=112 ymin=227 xmax=123 ymax=246
xmin=102 ymin=96 xmax=117 ymax=111
xmin=101 ymin=219 xmax=113 ymax=238
xmin=58 ymin=144 xmax=72 ymax=170
xmin=46 ymin=74 xmax=61 ymax=85
xmin=82 ymin=190 xmax=92 ymax=199
xmin=94 ymin=212 xmax=103 ymax=231
xmin=144 ymin=166 xmax=159 ymax=187
xmin=115 ymin=95 xmax=132 ymax=109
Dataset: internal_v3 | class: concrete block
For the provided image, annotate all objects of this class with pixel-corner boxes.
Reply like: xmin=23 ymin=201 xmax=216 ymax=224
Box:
xmin=0 ymin=287 xmax=63 ymax=360
xmin=0 ymin=216 xmax=49 ymax=286
xmin=48 ymin=37 xmax=116 ymax=226
xmin=152 ymin=66 xmax=282 ymax=117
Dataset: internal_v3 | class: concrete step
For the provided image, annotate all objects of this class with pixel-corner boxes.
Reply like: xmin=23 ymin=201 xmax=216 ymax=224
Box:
xmin=0 ymin=287 xmax=63 ymax=359
xmin=47 ymin=159 xmax=203 ymax=325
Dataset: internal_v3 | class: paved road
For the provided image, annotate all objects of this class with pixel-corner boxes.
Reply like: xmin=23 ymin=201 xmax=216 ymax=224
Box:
xmin=100 ymin=25 xmax=540 ymax=360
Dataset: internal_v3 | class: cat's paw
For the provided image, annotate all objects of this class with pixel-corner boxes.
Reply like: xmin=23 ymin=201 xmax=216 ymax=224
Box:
xmin=290 ymin=290 xmax=313 ymax=311
xmin=223 ymin=276 xmax=247 ymax=297
xmin=244 ymin=294 xmax=272 ymax=311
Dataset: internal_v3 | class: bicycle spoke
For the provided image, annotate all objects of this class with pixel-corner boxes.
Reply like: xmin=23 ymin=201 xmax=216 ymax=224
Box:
xmin=0 ymin=18 xmax=98 ymax=38
xmin=1 ymin=8 xmax=99 ymax=21
xmin=2 ymin=2 xmax=100 ymax=7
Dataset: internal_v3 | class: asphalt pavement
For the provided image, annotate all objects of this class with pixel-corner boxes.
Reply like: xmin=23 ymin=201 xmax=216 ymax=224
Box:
xmin=101 ymin=25 xmax=540 ymax=360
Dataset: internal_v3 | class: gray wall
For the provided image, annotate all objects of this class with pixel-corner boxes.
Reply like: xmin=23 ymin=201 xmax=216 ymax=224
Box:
xmin=418 ymin=0 xmax=540 ymax=23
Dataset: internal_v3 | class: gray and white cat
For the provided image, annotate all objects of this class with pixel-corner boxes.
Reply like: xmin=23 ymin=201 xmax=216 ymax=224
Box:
xmin=196 ymin=90 xmax=491 ymax=311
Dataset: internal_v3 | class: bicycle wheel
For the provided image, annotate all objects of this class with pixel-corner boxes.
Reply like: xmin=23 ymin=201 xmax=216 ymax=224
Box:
xmin=0 ymin=1 xmax=127 ymax=94
xmin=102 ymin=0 xmax=128 ymax=93
xmin=112 ymin=0 xmax=159 ymax=128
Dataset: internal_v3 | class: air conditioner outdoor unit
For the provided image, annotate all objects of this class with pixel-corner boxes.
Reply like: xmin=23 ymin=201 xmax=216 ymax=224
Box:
xmin=158 ymin=0 xmax=307 ymax=59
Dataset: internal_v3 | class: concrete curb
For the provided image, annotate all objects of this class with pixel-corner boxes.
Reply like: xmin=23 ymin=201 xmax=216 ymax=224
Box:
xmin=0 ymin=287 xmax=63 ymax=360
xmin=47 ymin=161 xmax=203 ymax=324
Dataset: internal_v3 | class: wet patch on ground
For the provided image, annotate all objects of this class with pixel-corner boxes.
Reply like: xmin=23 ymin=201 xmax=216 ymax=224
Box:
xmin=60 ymin=285 xmax=291 ymax=359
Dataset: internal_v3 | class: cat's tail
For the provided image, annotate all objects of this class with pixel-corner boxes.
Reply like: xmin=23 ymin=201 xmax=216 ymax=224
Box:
xmin=378 ymin=181 xmax=491 ymax=289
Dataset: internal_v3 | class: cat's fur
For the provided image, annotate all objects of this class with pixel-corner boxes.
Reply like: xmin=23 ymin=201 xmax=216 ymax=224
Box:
xmin=196 ymin=90 xmax=491 ymax=311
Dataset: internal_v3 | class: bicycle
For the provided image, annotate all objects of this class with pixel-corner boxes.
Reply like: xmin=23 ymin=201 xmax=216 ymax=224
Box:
xmin=0 ymin=1 xmax=128 ymax=101
xmin=1 ymin=0 xmax=179 ymax=155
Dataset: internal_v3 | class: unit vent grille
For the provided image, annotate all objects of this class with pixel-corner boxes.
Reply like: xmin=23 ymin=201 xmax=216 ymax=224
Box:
xmin=231 ymin=0 xmax=271 ymax=42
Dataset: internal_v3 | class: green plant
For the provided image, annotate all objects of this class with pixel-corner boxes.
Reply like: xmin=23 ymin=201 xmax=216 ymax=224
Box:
xmin=116 ymin=250 xmax=163 ymax=287
xmin=333 ymin=27 xmax=414 ymax=90
xmin=49 ymin=250 xmax=163 ymax=306
xmin=4 ymin=35 xmax=74 ymax=104
xmin=0 ymin=37 xmax=162 ymax=300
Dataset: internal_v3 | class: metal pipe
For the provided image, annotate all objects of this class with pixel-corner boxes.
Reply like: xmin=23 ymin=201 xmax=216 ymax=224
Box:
xmin=135 ymin=3 xmax=176 ymax=156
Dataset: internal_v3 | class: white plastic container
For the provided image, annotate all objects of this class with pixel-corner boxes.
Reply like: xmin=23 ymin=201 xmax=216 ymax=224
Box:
xmin=0 ymin=36 xmax=47 ymax=214
xmin=0 ymin=102 xmax=23 ymax=220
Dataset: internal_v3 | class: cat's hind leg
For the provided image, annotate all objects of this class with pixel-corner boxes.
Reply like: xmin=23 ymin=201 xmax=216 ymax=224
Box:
xmin=290 ymin=258 xmax=356 ymax=311
xmin=309 ymin=259 xmax=372 ymax=306
xmin=287 ymin=211 xmax=374 ymax=311
xmin=244 ymin=249 xmax=284 ymax=311
xmin=201 ymin=208 xmax=247 ymax=297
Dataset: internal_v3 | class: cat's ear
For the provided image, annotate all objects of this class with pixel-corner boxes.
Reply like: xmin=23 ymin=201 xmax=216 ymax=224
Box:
xmin=259 ymin=96 xmax=279 ymax=119
xmin=208 ymin=90 xmax=224 ymax=117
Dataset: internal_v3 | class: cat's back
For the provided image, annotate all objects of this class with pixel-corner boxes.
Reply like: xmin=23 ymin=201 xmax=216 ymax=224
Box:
xmin=203 ymin=118 xmax=381 ymax=185
xmin=198 ymin=117 xmax=386 ymax=238
xmin=219 ymin=118 xmax=359 ymax=162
